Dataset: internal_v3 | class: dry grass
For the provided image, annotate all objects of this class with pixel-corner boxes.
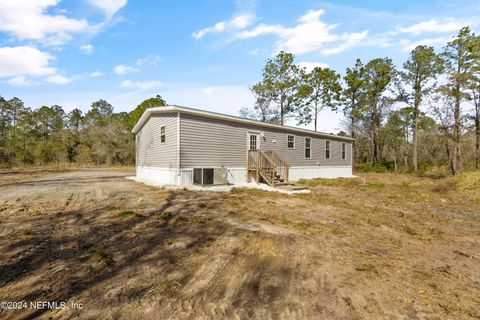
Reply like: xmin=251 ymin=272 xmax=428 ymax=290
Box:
xmin=0 ymin=169 xmax=479 ymax=319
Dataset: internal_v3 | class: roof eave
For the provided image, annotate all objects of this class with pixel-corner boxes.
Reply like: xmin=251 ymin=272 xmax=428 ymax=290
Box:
xmin=131 ymin=105 xmax=354 ymax=141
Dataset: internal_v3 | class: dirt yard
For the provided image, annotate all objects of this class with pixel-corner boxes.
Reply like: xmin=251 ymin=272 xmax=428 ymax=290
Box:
xmin=0 ymin=168 xmax=479 ymax=319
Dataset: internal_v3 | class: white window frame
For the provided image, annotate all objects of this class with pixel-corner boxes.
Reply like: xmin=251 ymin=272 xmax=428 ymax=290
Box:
xmin=248 ymin=132 xmax=260 ymax=150
xmin=287 ymin=134 xmax=295 ymax=149
xmin=160 ymin=126 xmax=166 ymax=143
xmin=341 ymin=142 xmax=346 ymax=160
xmin=325 ymin=140 xmax=331 ymax=159
xmin=304 ymin=137 xmax=312 ymax=159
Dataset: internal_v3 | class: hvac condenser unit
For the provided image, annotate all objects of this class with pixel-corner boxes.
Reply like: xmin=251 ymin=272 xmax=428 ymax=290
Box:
xmin=193 ymin=168 xmax=228 ymax=185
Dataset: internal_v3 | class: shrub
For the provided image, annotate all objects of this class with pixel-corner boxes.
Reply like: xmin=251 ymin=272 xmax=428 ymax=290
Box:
xmin=355 ymin=162 xmax=390 ymax=173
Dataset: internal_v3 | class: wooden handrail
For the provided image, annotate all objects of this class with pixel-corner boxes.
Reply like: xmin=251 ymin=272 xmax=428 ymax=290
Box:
xmin=247 ymin=149 xmax=290 ymax=186
xmin=264 ymin=150 xmax=290 ymax=167
xmin=264 ymin=150 xmax=290 ymax=183
xmin=248 ymin=150 xmax=276 ymax=186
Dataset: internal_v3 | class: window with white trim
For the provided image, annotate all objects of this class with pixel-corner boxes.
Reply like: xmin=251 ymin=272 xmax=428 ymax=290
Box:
xmin=305 ymin=137 xmax=311 ymax=159
xmin=325 ymin=140 xmax=331 ymax=159
xmin=341 ymin=142 xmax=346 ymax=160
xmin=287 ymin=135 xmax=295 ymax=149
xmin=160 ymin=126 xmax=166 ymax=143
xmin=249 ymin=134 xmax=258 ymax=150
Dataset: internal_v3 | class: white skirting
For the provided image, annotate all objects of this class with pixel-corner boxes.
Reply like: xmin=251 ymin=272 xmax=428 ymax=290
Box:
xmin=136 ymin=165 xmax=352 ymax=186
xmin=288 ymin=166 xmax=353 ymax=180
xmin=136 ymin=166 xmax=179 ymax=185
xmin=135 ymin=166 xmax=248 ymax=186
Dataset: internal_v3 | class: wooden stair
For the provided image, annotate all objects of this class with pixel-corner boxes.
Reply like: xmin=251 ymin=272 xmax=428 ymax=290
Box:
xmin=247 ymin=150 xmax=291 ymax=187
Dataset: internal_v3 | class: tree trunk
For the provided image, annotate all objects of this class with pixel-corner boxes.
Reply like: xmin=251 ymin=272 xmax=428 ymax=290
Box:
xmin=476 ymin=115 xmax=479 ymax=171
xmin=404 ymin=125 xmax=408 ymax=170
xmin=476 ymin=101 xmax=480 ymax=171
xmin=372 ymin=98 xmax=379 ymax=164
xmin=453 ymin=84 xmax=462 ymax=175
xmin=445 ymin=140 xmax=455 ymax=175
xmin=393 ymin=153 xmax=397 ymax=172
xmin=314 ymin=102 xmax=318 ymax=132
xmin=412 ymin=93 xmax=420 ymax=172
xmin=280 ymin=94 xmax=284 ymax=125
xmin=350 ymin=99 xmax=356 ymax=170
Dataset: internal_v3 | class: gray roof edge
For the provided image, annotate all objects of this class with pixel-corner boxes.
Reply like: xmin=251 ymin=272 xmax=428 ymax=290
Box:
xmin=131 ymin=105 xmax=354 ymax=141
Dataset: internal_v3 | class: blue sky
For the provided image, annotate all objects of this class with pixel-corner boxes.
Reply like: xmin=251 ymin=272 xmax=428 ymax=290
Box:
xmin=0 ymin=0 xmax=479 ymax=132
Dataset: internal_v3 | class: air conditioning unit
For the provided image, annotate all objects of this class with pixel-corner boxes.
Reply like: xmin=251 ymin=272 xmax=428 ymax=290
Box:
xmin=193 ymin=168 xmax=228 ymax=185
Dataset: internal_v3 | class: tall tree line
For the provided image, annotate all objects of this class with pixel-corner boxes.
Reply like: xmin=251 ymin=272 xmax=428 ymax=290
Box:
xmin=241 ymin=27 xmax=480 ymax=174
xmin=0 ymin=95 xmax=165 ymax=167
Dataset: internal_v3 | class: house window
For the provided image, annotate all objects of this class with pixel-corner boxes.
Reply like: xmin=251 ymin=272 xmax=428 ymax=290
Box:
xmin=287 ymin=135 xmax=295 ymax=149
xmin=325 ymin=140 xmax=331 ymax=159
xmin=160 ymin=126 xmax=166 ymax=143
xmin=305 ymin=137 xmax=311 ymax=159
xmin=341 ymin=142 xmax=346 ymax=160
xmin=249 ymin=134 xmax=258 ymax=150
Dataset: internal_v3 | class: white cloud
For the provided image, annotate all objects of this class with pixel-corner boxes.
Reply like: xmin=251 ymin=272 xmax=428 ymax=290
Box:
xmin=320 ymin=30 xmax=368 ymax=55
xmin=80 ymin=44 xmax=93 ymax=54
xmin=113 ymin=64 xmax=139 ymax=75
xmin=46 ymin=74 xmax=72 ymax=85
xmin=201 ymin=86 xmax=220 ymax=95
xmin=7 ymin=76 xmax=31 ymax=86
xmin=0 ymin=0 xmax=91 ymax=45
xmin=236 ymin=9 xmax=368 ymax=55
xmin=192 ymin=13 xmax=255 ymax=39
xmin=87 ymin=0 xmax=127 ymax=18
xmin=90 ymin=71 xmax=104 ymax=77
xmin=135 ymin=54 xmax=163 ymax=66
xmin=0 ymin=46 xmax=55 ymax=77
xmin=396 ymin=18 xmax=473 ymax=35
xmin=298 ymin=61 xmax=330 ymax=72
xmin=0 ymin=46 xmax=76 ymax=86
xmin=230 ymin=14 xmax=255 ymax=29
xmin=121 ymin=80 xmax=163 ymax=90
xmin=399 ymin=36 xmax=452 ymax=52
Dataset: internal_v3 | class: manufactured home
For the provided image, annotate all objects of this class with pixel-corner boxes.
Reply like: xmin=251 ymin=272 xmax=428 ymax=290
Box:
xmin=132 ymin=105 xmax=354 ymax=187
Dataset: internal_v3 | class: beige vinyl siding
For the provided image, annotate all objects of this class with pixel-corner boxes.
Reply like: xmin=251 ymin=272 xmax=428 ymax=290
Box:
xmin=136 ymin=113 xmax=177 ymax=168
xmin=180 ymin=114 xmax=351 ymax=168
xmin=180 ymin=114 xmax=246 ymax=167
xmin=260 ymin=132 xmax=351 ymax=166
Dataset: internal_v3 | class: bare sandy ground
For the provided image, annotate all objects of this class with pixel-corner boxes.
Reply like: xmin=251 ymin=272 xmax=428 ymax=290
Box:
xmin=0 ymin=168 xmax=479 ymax=319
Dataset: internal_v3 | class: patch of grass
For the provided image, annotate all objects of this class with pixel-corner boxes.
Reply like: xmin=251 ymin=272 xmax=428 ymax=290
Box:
xmin=119 ymin=210 xmax=135 ymax=217
xmin=173 ymin=216 xmax=188 ymax=225
xmin=355 ymin=263 xmax=376 ymax=272
xmin=331 ymin=226 xmax=346 ymax=236
xmin=160 ymin=280 xmax=180 ymax=297
xmin=300 ymin=177 xmax=359 ymax=188
xmin=355 ymin=163 xmax=390 ymax=173
xmin=119 ymin=210 xmax=144 ymax=218
xmin=400 ymin=182 xmax=411 ymax=189
xmin=453 ymin=172 xmax=480 ymax=191
xmin=280 ymin=219 xmax=291 ymax=225
xmin=90 ymin=247 xmax=113 ymax=266
xmin=403 ymin=223 xmax=418 ymax=236
xmin=28 ymin=210 xmax=41 ymax=216
xmin=421 ymin=165 xmax=449 ymax=179
xmin=367 ymin=181 xmax=385 ymax=188
xmin=431 ymin=180 xmax=456 ymax=193
xmin=367 ymin=218 xmax=380 ymax=227
xmin=161 ymin=212 xmax=173 ymax=219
